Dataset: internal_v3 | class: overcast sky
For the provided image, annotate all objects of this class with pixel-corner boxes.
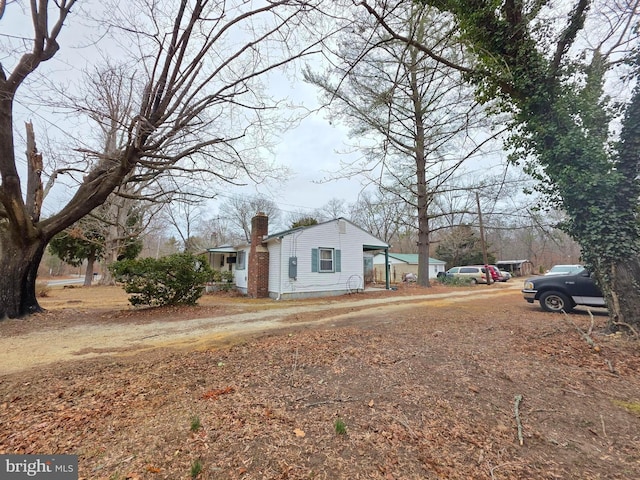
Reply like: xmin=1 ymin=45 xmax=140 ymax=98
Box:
xmin=229 ymin=111 xmax=369 ymax=216
xmin=204 ymin=61 xmax=375 ymax=220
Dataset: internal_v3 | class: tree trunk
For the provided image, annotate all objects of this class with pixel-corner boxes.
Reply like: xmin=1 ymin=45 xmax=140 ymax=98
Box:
xmin=99 ymin=191 xmax=128 ymax=286
xmin=411 ymin=45 xmax=430 ymax=288
xmin=25 ymin=122 xmax=43 ymax=222
xmin=99 ymin=213 xmax=120 ymax=286
xmin=84 ymin=252 xmax=96 ymax=287
xmin=417 ymin=215 xmax=431 ymax=287
xmin=599 ymin=258 xmax=640 ymax=334
xmin=0 ymin=231 xmax=47 ymax=319
xmin=99 ymin=256 xmax=117 ymax=286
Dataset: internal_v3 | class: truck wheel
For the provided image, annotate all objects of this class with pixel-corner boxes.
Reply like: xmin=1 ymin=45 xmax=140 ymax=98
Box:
xmin=539 ymin=291 xmax=574 ymax=313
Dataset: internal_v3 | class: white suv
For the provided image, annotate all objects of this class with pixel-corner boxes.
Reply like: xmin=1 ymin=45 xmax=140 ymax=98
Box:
xmin=544 ymin=264 xmax=584 ymax=276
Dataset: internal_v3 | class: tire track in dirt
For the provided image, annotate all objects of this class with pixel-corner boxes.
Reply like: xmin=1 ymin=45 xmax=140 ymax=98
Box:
xmin=1 ymin=287 xmax=519 ymax=375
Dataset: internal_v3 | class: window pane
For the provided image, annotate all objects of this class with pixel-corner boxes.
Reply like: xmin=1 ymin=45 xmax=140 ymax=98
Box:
xmin=319 ymin=248 xmax=334 ymax=272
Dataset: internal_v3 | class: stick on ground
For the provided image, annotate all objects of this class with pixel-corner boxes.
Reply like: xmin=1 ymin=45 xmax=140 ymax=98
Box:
xmin=514 ymin=394 xmax=524 ymax=446
xmin=563 ymin=312 xmax=598 ymax=349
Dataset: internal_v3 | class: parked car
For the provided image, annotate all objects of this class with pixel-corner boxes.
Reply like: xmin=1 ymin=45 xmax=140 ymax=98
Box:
xmin=522 ymin=268 xmax=605 ymax=312
xmin=499 ymin=270 xmax=512 ymax=281
xmin=480 ymin=265 xmax=499 ymax=282
xmin=486 ymin=265 xmax=510 ymax=282
xmin=445 ymin=266 xmax=488 ymax=284
xmin=544 ymin=264 xmax=584 ymax=276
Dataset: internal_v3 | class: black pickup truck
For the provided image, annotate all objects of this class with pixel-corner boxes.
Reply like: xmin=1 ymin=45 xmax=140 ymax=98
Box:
xmin=522 ymin=268 xmax=606 ymax=313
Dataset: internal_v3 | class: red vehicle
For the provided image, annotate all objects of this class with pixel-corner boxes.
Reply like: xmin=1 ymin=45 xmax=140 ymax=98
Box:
xmin=485 ymin=265 xmax=504 ymax=282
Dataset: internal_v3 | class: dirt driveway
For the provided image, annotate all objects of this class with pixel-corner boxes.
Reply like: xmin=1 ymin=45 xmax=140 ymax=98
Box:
xmin=0 ymin=283 xmax=519 ymax=375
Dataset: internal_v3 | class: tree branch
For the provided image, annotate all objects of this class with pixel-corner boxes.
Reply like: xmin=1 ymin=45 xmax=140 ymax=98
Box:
xmin=549 ymin=0 xmax=590 ymax=78
xmin=357 ymin=0 xmax=475 ymax=75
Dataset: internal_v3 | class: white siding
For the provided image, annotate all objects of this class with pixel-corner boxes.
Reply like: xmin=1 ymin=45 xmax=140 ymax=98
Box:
xmin=268 ymin=240 xmax=282 ymax=296
xmin=267 ymin=219 xmax=386 ymax=299
xmin=430 ymin=263 xmax=446 ymax=277
xmin=372 ymin=253 xmax=446 ymax=280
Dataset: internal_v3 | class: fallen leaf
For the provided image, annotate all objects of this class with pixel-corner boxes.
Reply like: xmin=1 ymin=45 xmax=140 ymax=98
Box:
xmin=293 ymin=428 xmax=305 ymax=437
xmin=202 ymin=386 xmax=235 ymax=400
xmin=368 ymin=399 xmax=375 ymax=408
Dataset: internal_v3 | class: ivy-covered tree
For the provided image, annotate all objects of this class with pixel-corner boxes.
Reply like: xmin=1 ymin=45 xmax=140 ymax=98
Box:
xmin=361 ymin=0 xmax=640 ymax=331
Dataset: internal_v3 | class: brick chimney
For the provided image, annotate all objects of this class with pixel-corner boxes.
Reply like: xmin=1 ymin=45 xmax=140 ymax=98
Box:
xmin=247 ymin=212 xmax=269 ymax=298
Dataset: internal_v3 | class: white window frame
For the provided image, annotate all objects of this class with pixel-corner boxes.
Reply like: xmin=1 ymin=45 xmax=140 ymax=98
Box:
xmin=318 ymin=247 xmax=335 ymax=273
xmin=236 ymin=250 xmax=246 ymax=270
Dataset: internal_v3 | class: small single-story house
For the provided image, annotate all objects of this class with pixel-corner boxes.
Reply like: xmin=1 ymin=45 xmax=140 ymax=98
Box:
xmin=204 ymin=214 xmax=391 ymax=299
xmin=372 ymin=253 xmax=446 ymax=283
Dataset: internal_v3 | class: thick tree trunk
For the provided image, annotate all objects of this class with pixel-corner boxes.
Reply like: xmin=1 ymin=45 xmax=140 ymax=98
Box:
xmin=0 ymin=231 xmax=47 ymax=319
xmin=599 ymin=258 xmax=640 ymax=334
xmin=99 ymin=257 xmax=117 ymax=286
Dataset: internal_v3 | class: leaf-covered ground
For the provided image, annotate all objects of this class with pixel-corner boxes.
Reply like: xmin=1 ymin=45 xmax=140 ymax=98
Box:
xmin=1 ymin=284 xmax=639 ymax=479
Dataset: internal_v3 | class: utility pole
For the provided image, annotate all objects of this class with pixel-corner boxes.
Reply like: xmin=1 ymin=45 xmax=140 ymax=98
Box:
xmin=476 ymin=192 xmax=492 ymax=285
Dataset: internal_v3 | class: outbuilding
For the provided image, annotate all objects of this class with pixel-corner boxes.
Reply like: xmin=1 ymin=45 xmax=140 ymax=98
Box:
xmin=372 ymin=253 xmax=446 ymax=283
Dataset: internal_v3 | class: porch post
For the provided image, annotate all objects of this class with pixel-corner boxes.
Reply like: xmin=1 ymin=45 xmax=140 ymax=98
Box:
xmin=385 ymin=248 xmax=390 ymax=290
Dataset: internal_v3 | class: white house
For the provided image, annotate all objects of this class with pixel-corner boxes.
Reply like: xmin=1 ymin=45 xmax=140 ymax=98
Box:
xmin=372 ymin=253 xmax=446 ymax=283
xmin=205 ymin=214 xmax=391 ymax=299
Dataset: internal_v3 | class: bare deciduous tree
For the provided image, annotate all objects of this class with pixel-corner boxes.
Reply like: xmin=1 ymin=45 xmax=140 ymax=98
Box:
xmin=221 ymin=194 xmax=282 ymax=242
xmin=348 ymin=189 xmax=409 ymax=245
xmin=0 ymin=0 xmax=324 ymax=318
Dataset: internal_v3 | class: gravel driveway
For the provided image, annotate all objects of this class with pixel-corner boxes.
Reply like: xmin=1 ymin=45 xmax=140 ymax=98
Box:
xmin=0 ymin=286 xmax=520 ymax=375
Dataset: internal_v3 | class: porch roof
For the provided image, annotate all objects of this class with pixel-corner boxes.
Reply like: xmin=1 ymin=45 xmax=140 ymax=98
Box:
xmin=205 ymin=245 xmax=237 ymax=254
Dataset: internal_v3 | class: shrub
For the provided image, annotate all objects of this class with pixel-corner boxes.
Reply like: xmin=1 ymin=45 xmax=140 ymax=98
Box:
xmin=110 ymin=253 xmax=213 ymax=307
xmin=215 ymin=269 xmax=234 ymax=283
xmin=205 ymin=269 xmax=235 ymax=293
